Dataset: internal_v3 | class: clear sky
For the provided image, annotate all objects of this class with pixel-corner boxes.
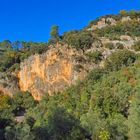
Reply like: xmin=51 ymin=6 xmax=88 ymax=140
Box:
xmin=0 ymin=0 xmax=139 ymax=42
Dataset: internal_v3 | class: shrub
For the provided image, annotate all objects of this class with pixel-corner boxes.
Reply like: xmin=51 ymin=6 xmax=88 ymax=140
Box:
xmin=8 ymin=63 xmax=20 ymax=72
xmin=11 ymin=91 xmax=37 ymax=115
xmin=105 ymin=50 xmax=136 ymax=71
xmin=62 ymin=30 xmax=94 ymax=51
xmin=116 ymin=43 xmax=124 ymax=49
xmin=86 ymin=51 xmax=102 ymax=63
xmin=104 ymin=42 xmax=114 ymax=50
xmin=132 ymin=41 xmax=140 ymax=51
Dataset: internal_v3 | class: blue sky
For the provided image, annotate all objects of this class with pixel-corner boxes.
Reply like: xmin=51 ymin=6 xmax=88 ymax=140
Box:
xmin=0 ymin=0 xmax=139 ymax=42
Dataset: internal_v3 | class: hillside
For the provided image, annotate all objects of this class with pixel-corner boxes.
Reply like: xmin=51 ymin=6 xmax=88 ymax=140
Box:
xmin=0 ymin=10 xmax=140 ymax=140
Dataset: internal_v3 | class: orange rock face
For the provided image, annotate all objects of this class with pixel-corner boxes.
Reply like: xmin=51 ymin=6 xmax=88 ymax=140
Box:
xmin=18 ymin=45 xmax=79 ymax=100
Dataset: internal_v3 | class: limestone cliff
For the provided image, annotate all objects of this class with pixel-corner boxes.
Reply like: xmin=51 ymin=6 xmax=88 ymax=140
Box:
xmin=18 ymin=44 xmax=87 ymax=100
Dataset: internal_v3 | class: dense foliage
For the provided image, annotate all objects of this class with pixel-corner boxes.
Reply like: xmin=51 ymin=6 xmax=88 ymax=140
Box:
xmin=62 ymin=30 xmax=96 ymax=51
xmin=0 ymin=40 xmax=48 ymax=72
xmin=104 ymin=49 xmax=136 ymax=71
xmin=0 ymin=54 xmax=140 ymax=139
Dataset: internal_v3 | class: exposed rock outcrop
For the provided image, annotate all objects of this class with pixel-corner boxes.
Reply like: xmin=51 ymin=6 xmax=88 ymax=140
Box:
xmin=18 ymin=45 xmax=87 ymax=100
xmin=87 ymin=16 xmax=140 ymax=31
xmin=0 ymin=73 xmax=19 ymax=96
xmin=121 ymin=16 xmax=131 ymax=22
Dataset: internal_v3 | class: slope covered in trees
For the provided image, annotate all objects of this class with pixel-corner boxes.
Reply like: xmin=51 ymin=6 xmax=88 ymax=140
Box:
xmin=0 ymin=10 xmax=140 ymax=140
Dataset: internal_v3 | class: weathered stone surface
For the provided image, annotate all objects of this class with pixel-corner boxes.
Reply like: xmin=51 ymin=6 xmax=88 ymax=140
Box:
xmin=18 ymin=45 xmax=87 ymax=100
xmin=120 ymin=35 xmax=132 ymax=41
xmin=0 ymin=73 xmax=19 ymax=96
xmin=121 ymin=16 xmax=131 ymax=22
xmin=88 ymin=17 xmax=117 ymax=31
xmin=106 ymin=17 xmax=116 ymax=25
xmin=97 ymin=18 xmax=106 ymax=29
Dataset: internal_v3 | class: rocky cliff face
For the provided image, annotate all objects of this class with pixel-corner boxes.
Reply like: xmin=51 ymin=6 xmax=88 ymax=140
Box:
xmin=18 ymin=44 xmax=87 ymax=100
xmin=0 ymin=73 xmax=19 ymax=96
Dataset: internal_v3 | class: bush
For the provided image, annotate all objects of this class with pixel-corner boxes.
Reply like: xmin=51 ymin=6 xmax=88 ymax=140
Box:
xmin=47 ymin=107 xmax=86 ymax=140
xmin=104 ymin=42 xmax=114 ymax=50
xmin=8 ymin=63 xmax=20 ymax=72
xmin=86 ymin=51 xmax=102 ymax=63
xmin=62 ymin=30 xmax=94 ymax=51
xmin=11 ymin=91 xmax=37 ymax=116
xmin=132 ymin=41 xmax=140 ymax=51
xmin=116 ymin=43 xmax=124 ymax=49
xmin=105 ymin=50 xmax=136 ymax=71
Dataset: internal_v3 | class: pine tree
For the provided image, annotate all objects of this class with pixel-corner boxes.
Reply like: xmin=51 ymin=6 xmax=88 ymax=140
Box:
xmin=49 ymin=25 xmax=60 ymax=44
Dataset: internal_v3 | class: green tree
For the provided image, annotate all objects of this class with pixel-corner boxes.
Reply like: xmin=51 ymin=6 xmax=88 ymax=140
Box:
xmin=81 ymin=109 xmax=108 ymax=140
xmin=63 ymin=30 xmax=94 ymax=51
xmin=11 ymin=91 xmax=37 ymax=116
xmin=47 ymin=107 xmax=85 ymax=140
xmin=5 ymin=123 xmax=33 ymax=140
xmin=49 ymin=25 xmax=60 ymax=43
